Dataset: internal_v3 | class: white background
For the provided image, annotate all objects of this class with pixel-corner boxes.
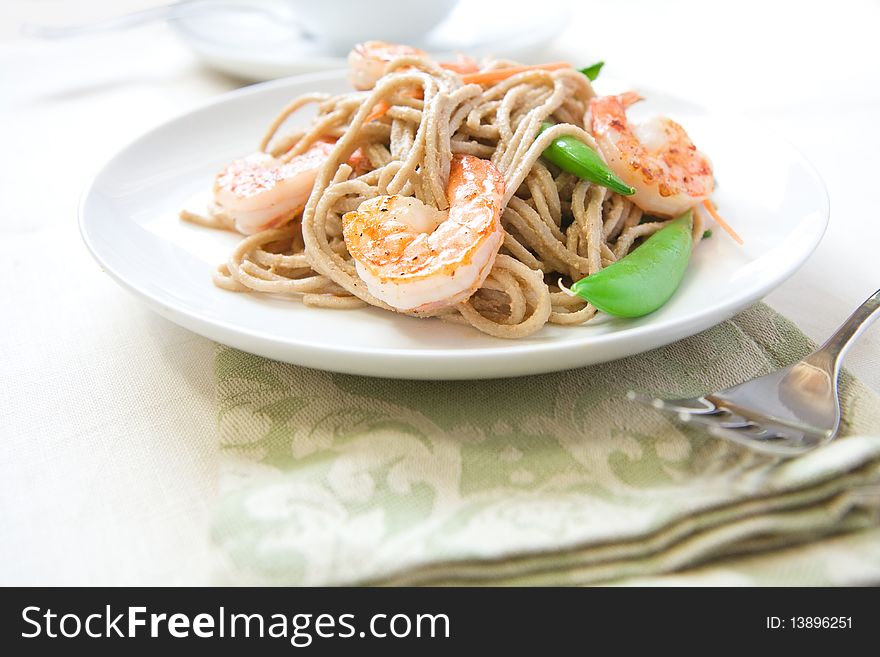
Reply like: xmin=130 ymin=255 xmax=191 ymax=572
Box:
xmin=1 ymin=0 xmax=878 ymax=584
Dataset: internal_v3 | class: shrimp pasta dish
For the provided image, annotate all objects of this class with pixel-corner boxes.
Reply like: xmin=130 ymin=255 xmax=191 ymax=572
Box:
xmin=182 ymin=42 xmax=735 ymax=338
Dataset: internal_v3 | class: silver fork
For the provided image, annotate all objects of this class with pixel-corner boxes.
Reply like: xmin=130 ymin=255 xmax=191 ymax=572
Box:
xmin=629 ymin=289 xmax=880 ymax=457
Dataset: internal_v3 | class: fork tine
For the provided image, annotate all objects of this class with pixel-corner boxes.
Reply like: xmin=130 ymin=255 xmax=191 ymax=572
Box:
xmin=628 ymin=390 xmax=814 ymax=455
xmin=677 ymin=414 xmax=803 ymax=453
xmin=678 ymin=411 xmax=769 ymax=435
xmin=647 ymin=400 xmax=766 ymax=431
xmin=626 ymin=391 xmax=718 ymax=415
xmin=671 ymin=408 xmax=820 ymax=456
xmin=705 ymin=425 xmax=813 ymax=456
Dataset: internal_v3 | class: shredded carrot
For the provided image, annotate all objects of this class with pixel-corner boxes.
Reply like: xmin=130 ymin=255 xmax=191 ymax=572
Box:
xmin=363 ymin=87 xmax=425 ymax=123
xmin=702 ymin=200 xmax=743 ymax=245
xmin=459 ymin=62 xmax=571 ymax=85
xmin=363 ymin=101 xmax=391 ymax=124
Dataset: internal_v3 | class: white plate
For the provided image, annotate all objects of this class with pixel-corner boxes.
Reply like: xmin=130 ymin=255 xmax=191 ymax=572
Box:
xmin=171 ymin=0 xmax=572 ymax=81
xmin=79 ymin=70 xmax=829 ymax=379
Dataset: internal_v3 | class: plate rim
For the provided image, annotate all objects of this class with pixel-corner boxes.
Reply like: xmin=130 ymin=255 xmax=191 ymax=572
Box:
xmin=79 ymin=71 xmax=830 ymax=377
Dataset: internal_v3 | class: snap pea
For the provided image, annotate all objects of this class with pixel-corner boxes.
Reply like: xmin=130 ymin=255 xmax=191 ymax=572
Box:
xmin=579 ymin=61 xmax=604 ymax=81
xmin=570 ymin=211 xmax=693 ymax=317
xmin=538 ymin=122 xmax=635 ymax=196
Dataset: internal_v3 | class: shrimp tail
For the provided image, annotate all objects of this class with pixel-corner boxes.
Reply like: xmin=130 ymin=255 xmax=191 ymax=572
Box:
xmin=619 ymin=91 xmax=644 ymax=108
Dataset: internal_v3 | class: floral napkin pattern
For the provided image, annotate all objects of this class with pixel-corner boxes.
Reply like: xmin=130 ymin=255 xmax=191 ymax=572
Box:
xmin=210 ymin=304 xmax=880 ymax=585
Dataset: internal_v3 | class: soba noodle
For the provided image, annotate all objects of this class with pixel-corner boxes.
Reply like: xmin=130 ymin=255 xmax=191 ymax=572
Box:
xmin=182 ymin=56 xmax=703 ymax=338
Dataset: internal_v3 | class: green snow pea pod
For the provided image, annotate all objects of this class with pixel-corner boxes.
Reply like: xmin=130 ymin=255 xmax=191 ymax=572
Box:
xmin=570 ymin=211 xmax=693 ymax=317
xmin=579 ymin=61 xmax=605 ymax=81
xmin=538 ymin=122 xmax=635 ymax=196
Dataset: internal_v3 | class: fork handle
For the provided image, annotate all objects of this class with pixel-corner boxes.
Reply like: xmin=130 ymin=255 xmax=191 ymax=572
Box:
xmin=810 ymin=288 xmax=880 ymax=368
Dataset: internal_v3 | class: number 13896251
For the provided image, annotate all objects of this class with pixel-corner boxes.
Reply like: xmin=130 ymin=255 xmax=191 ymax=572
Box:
xmin=766 ymin=617 xmax=852 ymax=629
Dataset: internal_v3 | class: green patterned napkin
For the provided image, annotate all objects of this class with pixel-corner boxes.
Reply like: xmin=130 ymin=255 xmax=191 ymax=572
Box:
xmin=210 ymin=304 xmax=880 ymax=585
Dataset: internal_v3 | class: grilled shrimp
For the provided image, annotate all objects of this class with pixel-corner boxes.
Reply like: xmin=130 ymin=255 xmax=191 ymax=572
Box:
xmin=342 ymin=154 xmax=505 ymax=313
xmin=213 ymin=141 xmax=335 ymax=235
xmin=590 ymin=92 xmax=714 ymax=217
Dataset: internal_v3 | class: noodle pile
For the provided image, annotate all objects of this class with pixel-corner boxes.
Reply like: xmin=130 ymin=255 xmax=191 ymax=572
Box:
xmin=182 ymin=55 xmax=703 ymax=338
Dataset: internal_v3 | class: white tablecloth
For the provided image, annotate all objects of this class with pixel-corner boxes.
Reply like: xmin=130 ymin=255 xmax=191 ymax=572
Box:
xmin=1 ymin=0 xmax=878 ymax=585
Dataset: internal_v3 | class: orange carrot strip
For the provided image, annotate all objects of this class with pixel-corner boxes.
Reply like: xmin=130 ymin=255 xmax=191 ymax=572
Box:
xmin=459 ymin=62 xmax=571 ymax=85
xmin=362 ymin=87 xmax=424 ymax=123
xmin=363 ymin=101 xmax=391 ymax=124
xmin=702 ymin=199 xmax=743 ymax=245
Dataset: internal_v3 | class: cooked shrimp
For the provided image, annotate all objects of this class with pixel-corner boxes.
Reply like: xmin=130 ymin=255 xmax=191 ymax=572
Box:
xmin=342 ymin=154 xmax=505 ymax=313
xmin=348 ymin=41 xmax=428 ymax=90
xmin=348 ymin=41 xmax=480 ymax=91
xmin=213 ymin=141 xmax=335 ymax=235
xmin=590 ymin=92 xmax=714 ymax=217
